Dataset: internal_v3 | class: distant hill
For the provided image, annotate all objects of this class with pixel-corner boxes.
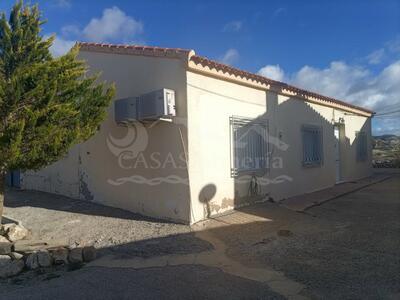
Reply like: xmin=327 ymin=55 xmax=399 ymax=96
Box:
xmin=373 ymin=135 xmax=400 ymax=168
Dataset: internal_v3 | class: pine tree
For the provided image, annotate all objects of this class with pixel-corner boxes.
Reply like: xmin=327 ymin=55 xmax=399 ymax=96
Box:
xmin=0 ymin=1 xmax=115 ymax=222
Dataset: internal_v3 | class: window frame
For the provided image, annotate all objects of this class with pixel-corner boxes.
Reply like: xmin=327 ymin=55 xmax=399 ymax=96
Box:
xmin=301 ymin=124 xmax=324 ymax=167
xmin=230 ymin=116 xmax=269 ymax=177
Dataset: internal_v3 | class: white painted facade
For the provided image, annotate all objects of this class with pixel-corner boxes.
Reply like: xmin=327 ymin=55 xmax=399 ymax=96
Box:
xmin=21 ymin=45 xmax=373 ymax=224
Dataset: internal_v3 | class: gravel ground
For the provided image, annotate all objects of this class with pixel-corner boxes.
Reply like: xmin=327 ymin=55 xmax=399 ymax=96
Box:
xmin=1 ymin=174 xmax=399 ymax=299
xmin=3 ymin=189 xmax=203 ymax=253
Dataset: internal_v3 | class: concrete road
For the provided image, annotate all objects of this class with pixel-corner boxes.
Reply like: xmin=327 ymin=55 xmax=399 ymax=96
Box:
xmin=1 ymin=175 xmax=399 ymax=299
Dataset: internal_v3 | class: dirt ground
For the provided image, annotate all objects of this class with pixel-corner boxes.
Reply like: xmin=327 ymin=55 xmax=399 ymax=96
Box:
xmin=3 ymin=190 xmax=193 ymax=249
xmin=1 ymin=173 xmax=399 ymax=299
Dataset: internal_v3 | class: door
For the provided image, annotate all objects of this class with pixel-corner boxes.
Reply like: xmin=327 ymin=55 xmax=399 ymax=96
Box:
xmin=5 ymin=170 xmax=21 ymax=188
xmin=334 ymin=125 xmax=341 ymax=183
xmin=11 ymin=170 xmax=21 ymax=188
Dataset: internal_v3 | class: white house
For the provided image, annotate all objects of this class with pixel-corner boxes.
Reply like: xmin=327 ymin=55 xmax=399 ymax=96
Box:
xmin=20 ymin=43 xmax=374 ymax=224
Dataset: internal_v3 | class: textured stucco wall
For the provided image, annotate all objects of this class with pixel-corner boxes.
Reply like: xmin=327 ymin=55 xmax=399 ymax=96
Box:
xmin=21 ymin=53 xmax=372 ymax=225
xmin=186 ymin=71 xmax=372 ymax=223
xmin=22 ymin=51 xmax=191 ymax=223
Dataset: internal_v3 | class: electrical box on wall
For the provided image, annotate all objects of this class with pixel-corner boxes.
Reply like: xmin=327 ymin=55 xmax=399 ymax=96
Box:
xmin=137 ymin=89 xmax=176 ymax=120
xmin=114 ymin=97 xmax=138 ymax=125
xmin=114 ymin=89 xmax=176 ymax=125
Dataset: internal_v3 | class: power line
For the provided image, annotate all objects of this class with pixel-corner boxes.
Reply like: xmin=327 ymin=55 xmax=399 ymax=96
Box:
xmin=375 ymin=109 xmax=400 ymax=116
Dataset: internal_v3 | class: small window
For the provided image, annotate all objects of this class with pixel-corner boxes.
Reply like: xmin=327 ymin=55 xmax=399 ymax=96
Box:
xmin=230 ymin=116 xmax=268 ymax=176
xmin=356 ymin=131 xmax=367 ymax=161
xmin=302 ymin=125 xmax=323 ymax=166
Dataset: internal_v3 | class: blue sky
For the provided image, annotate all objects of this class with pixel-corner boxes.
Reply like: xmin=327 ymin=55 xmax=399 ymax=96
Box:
xmin=1 ymin=0 xmax=399 ymax=135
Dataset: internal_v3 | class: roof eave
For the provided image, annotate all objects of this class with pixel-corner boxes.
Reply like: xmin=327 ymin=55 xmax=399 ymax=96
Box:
xmin=188 ymin=56 xmax=374 ymax=117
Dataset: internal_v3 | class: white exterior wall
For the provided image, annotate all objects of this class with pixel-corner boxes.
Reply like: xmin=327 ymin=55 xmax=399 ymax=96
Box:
xmin=186 ymin=71 xmax=268 ymax=223
xmin=186 ymin=71 xmax=372 ymax=223
xmin=22 ymin=52 xmax=191 ymax=223
xmin=22 ymin=145 xmax=81 ymax=199
xmin=21 ymin=53 xmax=372 ymax=225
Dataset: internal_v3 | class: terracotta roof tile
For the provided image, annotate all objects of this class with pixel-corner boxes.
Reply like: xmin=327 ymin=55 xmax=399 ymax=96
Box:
xmin=77 ymin=42 xmax=373 ymax=115
xmin=190 ymin=55 xmax=374 ymax=115
xmin=78 ymin=42 xmax=192 ymax=59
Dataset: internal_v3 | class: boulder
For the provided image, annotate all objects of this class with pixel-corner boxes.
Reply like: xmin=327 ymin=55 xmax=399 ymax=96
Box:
xmin=0 ymin=235 xmax=10 ymax=243
xmin=9 ymin=252 xmax=24 ymax=260
xmin=50 ymin=247 xmax=69 ymax=265
xmin=0 ymin=254 xmax=11 ymax=265
xmin=0 ymin=225 xmax=5 ymax=235
xmin=0 ymin=255 xmax=24 ymax=278
xmin=4 ymin=224 xmax=30 ymax=242
xmin=68 ymin=247 xmax=83 ymax=264
xmin=13 ymin=240 xmax=48 ymax=253
xmin=25 ymin=252 xmax=40 ymax=270
xmin=14 ymin=239 xmax=69 ymax=253
xmin=37 ymin=250 xmax=52 ymax=267
xmin=0 ymin=236 xmax=12 ymax=255
xmin=82 ymin=246 xmax=96 ymax=262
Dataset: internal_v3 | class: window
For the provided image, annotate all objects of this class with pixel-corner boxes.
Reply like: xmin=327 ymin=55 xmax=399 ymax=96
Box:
xmin=230 ymin=116 xmax=268 ymax=176
xmin=302 ymin=125 xmax=323 ymax=166
xmin=356 ymin=131 xmax=367 ymax=161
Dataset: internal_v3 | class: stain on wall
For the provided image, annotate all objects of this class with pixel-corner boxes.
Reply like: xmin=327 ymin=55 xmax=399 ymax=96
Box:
xmin=79 ymin=172 xmax=94 ymax=201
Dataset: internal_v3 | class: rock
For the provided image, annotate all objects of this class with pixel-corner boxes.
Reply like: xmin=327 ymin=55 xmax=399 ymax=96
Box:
xmin=68 ymin=247 xmax=83 ymax=264
xmin=0 ymin=236 xmax=12 ymax=255
xmin=0 ymin=235 xmax=10 ymax=243
xmin=5 ymin=224 xmax=30 ymax=242
xmin=0 ymin=255 xmax=24 ymax=278
xmin=13 ymin=240 xmax=48 ymax=253
xmin=9 ymin=252 xmax=24 ymax=260
xmin=50 ymin=247 xmax=69 ymax=265
xmin=25 ymin=252 xmax=40 ymax=270
xmin=0 ymin=225 xmax=6 ymax=235
xmin=0 ymin=254 xmax=11 ymax=265
xmin=14 ymin=239 xmax=69 ymax=253
xmin=37 ymin=250 xmax=52 ymax=267
xmin=82 ymin=246 xmax=96 ymax=262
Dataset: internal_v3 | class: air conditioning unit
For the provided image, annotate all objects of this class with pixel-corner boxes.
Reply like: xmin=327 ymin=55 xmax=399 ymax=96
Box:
xmin=137 ymin=89 xmax=176 ymax=120
xmin=114 ymin=97 xmax=138 ymax=125
xmin=114 ymin=89 xmax=176 ymax=125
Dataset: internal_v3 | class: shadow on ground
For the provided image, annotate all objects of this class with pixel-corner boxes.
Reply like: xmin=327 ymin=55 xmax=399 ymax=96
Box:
xmin=5 ymin=188 xmax=172 ymax=223
xmin=1 ymin=175 xmax=399 ymax=299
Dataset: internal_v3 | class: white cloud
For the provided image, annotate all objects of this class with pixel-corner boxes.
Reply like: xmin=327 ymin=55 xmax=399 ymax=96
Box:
xmin=367 ymin=48 xmax=385 ymax=65
xmin=271 ymin=60 xmax=400 ymax=135
xmin=53 ymin=0 xmax=71 ymax=9
xmin=61 ymin=24 xmax=80 ymax=38
xmin=82 ymin=6 xmax=143 ymax=43
xmin=257 ymin=43 xmax=400 ymax=135
xmin=290 ymin=60 xmax=400 ymax=114
xmin=386 ymin=36 xmax=400 ymax=53
xmin=373 ymin=116 xmax=400 ymax=135
xmin=222 ymin=21 xmax=242 ymax=32
xmin=291 ymin=61 xmax=370 ymax=103
xmin=48 ymin=6 xmax=144 ymax=57
xmin=49 ymin=36 xmax=75 ymax=57
xmin=258 ymin=64 xmax=285 ymax=81
xmin=220 ymin=49 xmax=239 ymax=65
